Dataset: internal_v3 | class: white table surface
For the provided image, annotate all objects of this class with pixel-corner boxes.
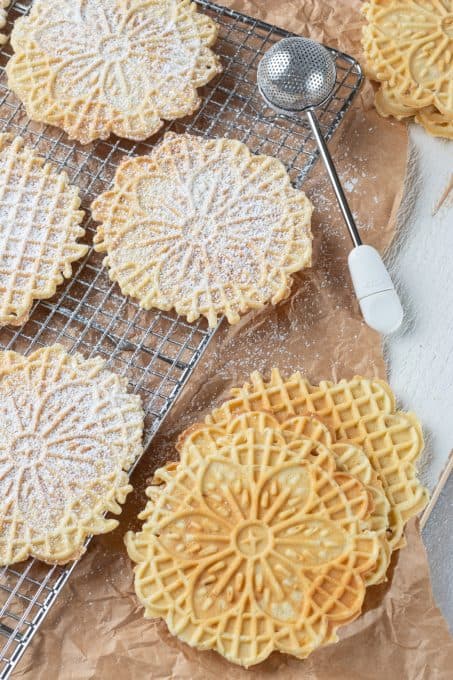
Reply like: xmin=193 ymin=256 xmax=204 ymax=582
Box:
xmin=384 ymin=124 xmax=453 ymax=630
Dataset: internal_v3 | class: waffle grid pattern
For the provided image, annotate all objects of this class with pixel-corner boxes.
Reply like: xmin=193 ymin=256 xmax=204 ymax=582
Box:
xmin=361 ymin=0 xmax=453 ymax=139
xmin=0 ymin=135 xmax=87 ymax=325
xmin=0 ymin=1 xmax=362 ymax=676
xmin=126 ymin=415 xmax=379 ymax=666
xmin=6 ymin=0 xmax=222 ymax=144
xmin=208 ymin=370 xmax=429 ymax=549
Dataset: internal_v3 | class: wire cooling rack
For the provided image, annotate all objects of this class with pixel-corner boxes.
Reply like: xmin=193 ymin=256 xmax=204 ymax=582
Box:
xmin=0 ymin=1 xmax=362 ymax=677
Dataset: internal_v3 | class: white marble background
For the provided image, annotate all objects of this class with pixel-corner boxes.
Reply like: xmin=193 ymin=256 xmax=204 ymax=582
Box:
xmin=384 ymin=124 xmax=453 ymax=629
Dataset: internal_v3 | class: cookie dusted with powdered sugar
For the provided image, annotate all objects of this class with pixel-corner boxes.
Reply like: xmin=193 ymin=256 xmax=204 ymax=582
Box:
xmin=7 ymin=0 xmax=221 ymax=143
xmin=0 ymin=135 xmax=87 ymax=327
xmin=92 ymin=133 xmax=313 ymax=327
xmin=0 ymin=345 xmax=144 ymax=566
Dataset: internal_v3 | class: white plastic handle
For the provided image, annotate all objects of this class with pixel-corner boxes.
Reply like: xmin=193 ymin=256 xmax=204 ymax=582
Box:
xmin=348 ymin=245 xmax=403 ymax=334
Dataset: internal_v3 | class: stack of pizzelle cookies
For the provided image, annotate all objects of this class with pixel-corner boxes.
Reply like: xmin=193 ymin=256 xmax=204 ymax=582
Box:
xmin=126 ymin=369 xmax=429 ymax=668
xmin=362 ymin=0 xmax=453 ymax=139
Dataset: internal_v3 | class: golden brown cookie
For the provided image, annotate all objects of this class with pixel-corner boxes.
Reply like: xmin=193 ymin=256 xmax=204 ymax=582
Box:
xmin=126 ymin=413 xmax=378 ymax=667
xmin=362 ymin=0 xmax=453 ymax=117
xmin=207 ymin=369 xmax=429 ymax=550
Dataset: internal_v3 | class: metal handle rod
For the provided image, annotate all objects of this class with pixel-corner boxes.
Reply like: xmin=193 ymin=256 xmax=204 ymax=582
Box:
xmin=306 ymin=108 xmax=362 ymax=249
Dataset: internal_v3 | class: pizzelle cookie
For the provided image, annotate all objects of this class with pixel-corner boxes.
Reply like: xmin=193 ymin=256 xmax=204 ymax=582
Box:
xmin=0 ymin=135 xmax=87 ymax=327
xmin=7 ymin=0 xmax=221 ymax=144
xmin=362 ymin=1 xmax=453 ymax=138
xmin=92 ymin=133 xmax=313 ymax=327
xmin=272 ymin=414 xmax=391 ymax=585
xmin=362 ymin=0 xmax=453 ymax=115
xmin=176 ymin=412 xmax=390 ymax=585
xmin=126 ymin=413 xmax=379 ymax=667
xmin=153 ymin=412 xmax=390 ymax=586
xmin=207 ymin=369 xmax=429 ymax=551
xmin=0 ymin=345 xmax=144 ymax=566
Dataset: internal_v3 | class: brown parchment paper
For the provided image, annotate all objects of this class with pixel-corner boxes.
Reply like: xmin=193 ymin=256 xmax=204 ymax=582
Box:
xmin=13 ymin=1 xmax=453 ymax=678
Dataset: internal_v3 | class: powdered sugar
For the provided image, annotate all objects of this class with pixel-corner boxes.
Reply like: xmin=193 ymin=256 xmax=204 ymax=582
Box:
xmin=0 ymin=135 xmax=87 ymax=326
xmin=0 ymin=346 xmax=144 ymax=564
xmin=8 ymin=0 xmax=221 ymax=143
xmin=93 ymin=133 xmax=313 ymax=327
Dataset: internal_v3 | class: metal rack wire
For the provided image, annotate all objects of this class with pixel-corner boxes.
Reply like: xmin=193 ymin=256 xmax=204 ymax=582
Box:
xmin=0 ymin=1 xmax=363 ymax=677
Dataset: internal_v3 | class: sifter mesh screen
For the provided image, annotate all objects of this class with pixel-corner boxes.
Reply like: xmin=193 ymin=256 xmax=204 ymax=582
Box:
xmin=258 ymin=37 xmax=337 ymax=112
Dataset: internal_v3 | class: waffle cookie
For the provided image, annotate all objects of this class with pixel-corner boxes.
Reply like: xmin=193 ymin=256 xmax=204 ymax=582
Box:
xmin=126 ymin=413 xmax=379 ymax=667
xmin=0 ymin=135 xmax=87 ymax=327
xmin=7 ymin=0 xmax=221 ymax=144
xmin=362 ymin=0 xmax=453 ymax=138
xmin=207 ymin=411 xmax=391 ymax=586
xmin=207 ymin=369 xmax=429 ymax=551
xmin=92 ymin=133 xmax=313 ymax=327
xmin=0 ymin=345 xmax=144 ymax=566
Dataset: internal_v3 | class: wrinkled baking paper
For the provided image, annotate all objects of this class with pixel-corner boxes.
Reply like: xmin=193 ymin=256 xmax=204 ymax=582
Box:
xmin=12 ymin=1 xmax=453 ymax=678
